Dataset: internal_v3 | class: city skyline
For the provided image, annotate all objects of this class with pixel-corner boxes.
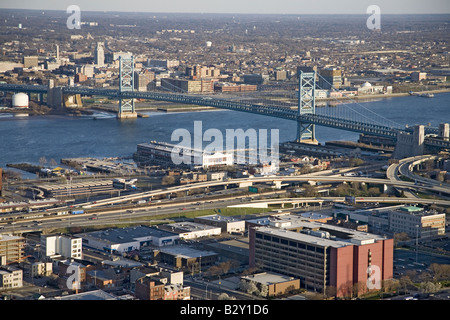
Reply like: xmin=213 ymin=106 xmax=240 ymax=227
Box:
xmin=0 ymin=0 xmax=450 ymax=15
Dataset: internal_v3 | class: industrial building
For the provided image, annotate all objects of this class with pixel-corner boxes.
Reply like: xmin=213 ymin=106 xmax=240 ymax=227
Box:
xmin=155 ymin=245 xmax=218 ymax=272
xmin=135 ymin=141 xmax=233 ymax=169
xmin=194 ymin=214 xmax=246 ymax=234
xmin=158 ymin=222 xmax=222 ymax=240
xmin=12 ymin=92 xmax=29 ymax=108
xmin=36 ymin=179 xmax=118 ymax=198
xmin=75 ymin=226 xmax=179 ymax=254
xmin=248 ymin=213 xmax=393 ymax=297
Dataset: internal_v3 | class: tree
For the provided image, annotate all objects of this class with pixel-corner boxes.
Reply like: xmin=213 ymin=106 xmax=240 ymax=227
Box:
xmin=420 ymin=281 xmax=441 ymax=294
xmin=429 ymin=263 xmax=450 ymax=281
xmin=239 ymin=280 xmax=258 ymax=295
xmin=161 ymin=175 xmax=176 ymax=185
xmin=367 ymin=187 xmax=381 ymax=197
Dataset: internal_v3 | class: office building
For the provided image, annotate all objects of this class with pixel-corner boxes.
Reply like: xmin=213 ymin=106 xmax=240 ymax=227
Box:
xmin=94 ymin=42 xmax=105 ymax=67
xmin=134 ymin=70 xmax=155 ymax=91
xmin=248 ymin=214 xmax=393 ymax=297
xmin=0 ymin=234 xmax=25 ymax=265
xmin=318 ymin=68 xmax=342 ymax=89
xmin=161 ymin=78 xmax=214 ymax=93
xmin=23 ymin=56 xmax=38 ymax=68
xmin=389 ymin=206 xmax=446 ymax=240
xmin=148 ymin=59 xmax=179 ymax=69
xmin=186 ymin=65 xmax=220 ymax=79
xmin=40 ymin=234 xmax=82 ymax=259
xmin=411 ymin=72 xmax=427 ymax=82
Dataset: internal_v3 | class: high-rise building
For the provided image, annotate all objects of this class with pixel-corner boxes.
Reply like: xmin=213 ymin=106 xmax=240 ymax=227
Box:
xmin=134 ymin=70 xmax=155 ymax=91
xmin=94 ymin=42 xmax=105 ymax=67
xmin=318 ymin=68 xmax=342 ymax=89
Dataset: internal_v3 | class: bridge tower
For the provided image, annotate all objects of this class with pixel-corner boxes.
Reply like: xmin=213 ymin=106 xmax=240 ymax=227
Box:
xmin=117 ymin=56 xmax=137 ymax=119
xmin=297 ymin=71 xmax=318 ymax=144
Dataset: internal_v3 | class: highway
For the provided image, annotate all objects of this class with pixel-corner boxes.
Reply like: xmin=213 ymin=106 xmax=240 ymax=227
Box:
xmin=387 ymin=155 xmax=450 ymax=198
xmin=79 ymin=174 xmax=450 ymax=209
xmin=2 ymin=188 xmax=450 ymax=234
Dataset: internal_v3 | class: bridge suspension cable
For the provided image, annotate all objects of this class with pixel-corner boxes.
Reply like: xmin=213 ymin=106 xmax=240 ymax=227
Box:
xmin=315 ymin=73 xmax=404 ymax=129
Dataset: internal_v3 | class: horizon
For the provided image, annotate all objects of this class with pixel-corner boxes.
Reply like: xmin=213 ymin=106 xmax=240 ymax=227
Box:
xmin=0 ymin=0 xmax=449 ymax=15
xmin=2 ymin=8 xmax=450 ymax=16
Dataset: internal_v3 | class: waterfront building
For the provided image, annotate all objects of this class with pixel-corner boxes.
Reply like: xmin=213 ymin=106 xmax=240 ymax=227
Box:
xmin=135 ymin=141 xmax=233 ymax=169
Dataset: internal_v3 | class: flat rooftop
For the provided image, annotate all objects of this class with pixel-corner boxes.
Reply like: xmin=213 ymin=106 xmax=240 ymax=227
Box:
xmin=242 ymin=272 xmax=296 ymax=285
xmin=256 ymin=213 xmax=388 ymax=247
xmin=159 ymin=245 xmax=217 ymax=259
xmin=161 ymin=221 xmax=221 ymax=234
xmin=49 ymin=289 xmax=119 ymax=300
xmin=196 ymin=214 xmax=243 ymax=223
xmin=75 ymin=226 xmax=177 ymax=244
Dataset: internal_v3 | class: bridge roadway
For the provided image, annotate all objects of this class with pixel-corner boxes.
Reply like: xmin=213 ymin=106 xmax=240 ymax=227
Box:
xmin=0 ymin=82 xmax=447 ymax=143
xmin=387 ymin=155 xmax=450 ymax=198
xmin=80 ymin=174 xmax=450 ymax=209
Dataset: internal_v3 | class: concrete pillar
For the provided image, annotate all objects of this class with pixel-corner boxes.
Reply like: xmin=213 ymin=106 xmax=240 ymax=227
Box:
xmin=439 ymin=123 xmax=449 ymax=141
xmin=413 ymin=125 xmax=425 ymax=156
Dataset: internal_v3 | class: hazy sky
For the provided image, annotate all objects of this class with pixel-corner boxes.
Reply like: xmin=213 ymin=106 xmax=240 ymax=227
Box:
xmin=1 ymin=0 xmax=449 ymax=14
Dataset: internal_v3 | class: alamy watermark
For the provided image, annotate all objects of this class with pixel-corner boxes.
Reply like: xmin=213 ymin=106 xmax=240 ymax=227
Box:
xmin=366 ymin=5 xmax=381 ymax=31
xmin=66 ymin=5 xmax=81 ymax=30
xmin=367 ymin=265 xmax=382 ymax=290
xmin=66 ymin=264 xmax=81 ymax=290
xmin=170 ymin=121 xmax=279 ymax=167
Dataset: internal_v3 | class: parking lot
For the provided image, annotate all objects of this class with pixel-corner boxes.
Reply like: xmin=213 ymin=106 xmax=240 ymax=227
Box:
xmin=393 ymin=248 xmax=450 ymax=278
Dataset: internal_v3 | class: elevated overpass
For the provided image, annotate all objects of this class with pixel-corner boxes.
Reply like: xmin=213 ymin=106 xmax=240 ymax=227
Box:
xmin=80 ymin=174 xmax=450 ymax=209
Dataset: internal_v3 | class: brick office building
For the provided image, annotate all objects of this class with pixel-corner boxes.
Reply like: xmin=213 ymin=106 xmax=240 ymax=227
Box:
xmin=249 ymin=215 xmax=393 ymax=298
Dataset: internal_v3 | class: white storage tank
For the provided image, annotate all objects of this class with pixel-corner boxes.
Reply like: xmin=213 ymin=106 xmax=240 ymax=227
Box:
xmin=12 ymin=92 xmax=29 ymax=108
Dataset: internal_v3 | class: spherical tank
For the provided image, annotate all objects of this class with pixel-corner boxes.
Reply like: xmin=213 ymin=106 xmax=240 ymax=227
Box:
xmin=12 ymin=92 xmax=29 ymax=108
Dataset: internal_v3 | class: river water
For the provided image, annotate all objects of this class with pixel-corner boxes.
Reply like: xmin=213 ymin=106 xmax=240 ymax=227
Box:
xmin=0 ymin=93 xmax=449 ymax=169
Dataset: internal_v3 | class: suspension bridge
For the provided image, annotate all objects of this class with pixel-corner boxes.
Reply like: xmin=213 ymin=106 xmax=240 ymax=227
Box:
xmin=0 ymin=56 xmax=449 ymax=155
